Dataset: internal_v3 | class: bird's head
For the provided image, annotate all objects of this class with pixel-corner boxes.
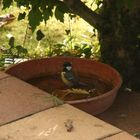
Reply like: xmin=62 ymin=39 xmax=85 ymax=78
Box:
xmin=63 ymin=62 xmax=72 ymax=71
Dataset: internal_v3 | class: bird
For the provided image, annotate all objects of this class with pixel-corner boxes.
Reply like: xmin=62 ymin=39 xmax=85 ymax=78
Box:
xmin=61 ymin=61 xmax=86 ymax=88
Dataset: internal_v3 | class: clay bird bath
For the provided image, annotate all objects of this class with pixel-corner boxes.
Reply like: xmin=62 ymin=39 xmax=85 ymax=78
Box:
xmin=6 ymin=57 xmax=122 ymax=115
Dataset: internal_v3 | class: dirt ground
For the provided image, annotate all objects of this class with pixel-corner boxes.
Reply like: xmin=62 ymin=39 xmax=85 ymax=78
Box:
xmin=96 ymin=91 xmax=140 ymax=138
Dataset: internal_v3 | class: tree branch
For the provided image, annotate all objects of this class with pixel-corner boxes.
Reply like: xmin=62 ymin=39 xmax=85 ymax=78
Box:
xmin=63 ymin=0 xmax=102 ymax=29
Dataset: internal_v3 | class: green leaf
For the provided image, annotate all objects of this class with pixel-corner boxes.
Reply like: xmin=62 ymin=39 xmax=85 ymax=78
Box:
xmin=15 ymin=0 xmax=30 ymax=7
xmin=42 ymin=7 xmax=53 ymax=22
xmin=28 ymin=7 xmax=43 ymax=31
xmin=30 ymin=0 xmax=40 ymax=8
xmin=65 ymin=30 xmax=70 ymax=35
xmin=2 ymin=0 xmax=13 ymax=9
xmin=54 ymin=1 xmax=68 ymax=22
xmin=40 ymin=0 xmax=55 ymax=23
xmin=82 ymin=45 xmax=92 ymax=58
xmin=18 ymin=12 xmax=26 ymax=20
xmin=56 ymin=1 xmax=69 ymax=13
xmin=55 ymin=7 xmax=64 ymax=22
xmin=36 ymin=30 xmax=45 ymax=41
xmin=8 ymin=37 xmax=15 ymax=48
xmin=16 ymin=45 xmax=28 ymax=54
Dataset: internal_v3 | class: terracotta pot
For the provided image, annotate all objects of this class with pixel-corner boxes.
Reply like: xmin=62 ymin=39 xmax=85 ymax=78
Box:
xmin=6 ymin=57 xmax=122 ymax=115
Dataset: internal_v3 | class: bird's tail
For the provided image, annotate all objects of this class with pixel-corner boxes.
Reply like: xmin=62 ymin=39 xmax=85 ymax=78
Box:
xmin=79 ymin=82 xmax=87 ymax=87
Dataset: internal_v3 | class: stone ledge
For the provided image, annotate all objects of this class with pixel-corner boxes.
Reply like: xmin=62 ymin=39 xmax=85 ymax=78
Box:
xmin=0 ymin=71 xmax=10 ymax=80
xmin=103 ymin=131 xmax=138 ymax=140
xmin=0 ymin=76 xmax=55 ymax=126
xmin=0 ymin=104 xmax=122 ymax=140
xmin=0 ymin=72 xmax=138 ymax=140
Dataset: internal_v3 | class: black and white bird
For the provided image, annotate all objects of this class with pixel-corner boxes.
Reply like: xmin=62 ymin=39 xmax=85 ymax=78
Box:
xmin=61 ymin=62 xmax=86 ymax=88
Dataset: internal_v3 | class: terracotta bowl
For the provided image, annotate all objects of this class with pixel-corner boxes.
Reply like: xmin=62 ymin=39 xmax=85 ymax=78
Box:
xmin=6 ymin=57 xmax=122 ymax=115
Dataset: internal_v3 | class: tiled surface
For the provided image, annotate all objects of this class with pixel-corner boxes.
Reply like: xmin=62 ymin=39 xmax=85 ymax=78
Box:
xmin=103 ymin=132 xmax=138 ymax=140
xmin=0 ymin=104 xmax=122 ymax=140
xmin=0 ymin=76 xmax=55 ymax=126
xmin=0 ymin=71 xmax=9 ymax=79
xmin=0 ymin=71 xmax=138 ymax=139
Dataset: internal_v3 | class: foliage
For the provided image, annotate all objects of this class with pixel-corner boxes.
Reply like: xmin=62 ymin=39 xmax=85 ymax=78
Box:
xmin=2 ymin=0 xmax=136 ymax=36
xmin=1 ymin=0 xmax=100 ymax=59
xmin=0 ymin=5 xmax=99 ymax=69
xmin=36 ymin=30 xmax=45 ymax=41
xmin=2 ymin=0 xmax=68 ymax=31
xmin=0 ymin=35 xmax=28 ymax=69
xmin=54 ymin=33 xmax=100 ymax=59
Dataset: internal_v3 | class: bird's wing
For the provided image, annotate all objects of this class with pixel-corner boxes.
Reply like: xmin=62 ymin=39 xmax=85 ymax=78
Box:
xmin=64 ymin=72 xmax=79 ymax=86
